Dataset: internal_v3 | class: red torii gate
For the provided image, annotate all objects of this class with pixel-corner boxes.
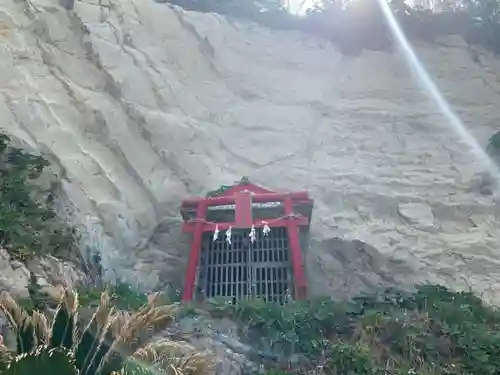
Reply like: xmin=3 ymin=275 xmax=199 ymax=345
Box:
xmin=180 ymin=178 xmax=313 ymax=302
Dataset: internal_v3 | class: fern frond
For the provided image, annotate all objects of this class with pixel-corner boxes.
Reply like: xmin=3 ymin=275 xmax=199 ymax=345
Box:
xmin=0 ymin=291 xmax=25 ymax=331
xmin=0 ymin=334 xmax=12 ymax=371
xmin=93 ymin=297 xmax=178 ymax=375
xmin=76 ymin=290 xmax=116 ymax=375
xmin=31 ymin=310 xmax=50 ymax=345
xmin=49 ymin=288 xmax=78 ymax=350
xmin=0 ymin=291 xmax=36 ymax=353
xmin=120 ymin=303 xmax=178 ymax=349
xmin=3 ymin=345 xmax=79 ymax=375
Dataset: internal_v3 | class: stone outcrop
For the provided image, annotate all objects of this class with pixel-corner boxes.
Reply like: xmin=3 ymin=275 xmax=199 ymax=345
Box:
xmin=0 ymin=248 xmax=88 ymax=300
xmin=0 ymin=0 xmax=500 ymax=300
xmin=162 ymin=314 xmax=259 ymax=375
xmin=0 ymin=249 xmax=31 ymax=299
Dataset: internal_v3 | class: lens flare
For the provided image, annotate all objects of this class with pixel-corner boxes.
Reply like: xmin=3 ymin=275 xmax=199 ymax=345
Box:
xmin=375 ymin=0 xmax=500 ymax=188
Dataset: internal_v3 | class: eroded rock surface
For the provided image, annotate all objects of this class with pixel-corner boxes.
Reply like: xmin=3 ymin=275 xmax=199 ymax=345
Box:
xmin=162 ymin=315 xmax=259 ymax=375
xmin=0 ymin=248 xmax=88 ymax=299
xmin=0 ymin=0 xmax=500 ymax=299
xmin=26 ymin=255 xmax=89 ymax=299
xmin=0 ymin=249 xmax=31 ymax=299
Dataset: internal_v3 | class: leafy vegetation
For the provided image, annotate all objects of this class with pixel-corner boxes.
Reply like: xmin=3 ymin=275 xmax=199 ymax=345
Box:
xmin=197 ymin=284 xmax=500 ymax=375
xmin=78 ymin=282 xmax=149 ymax=310
xmin=0 ymin=134 xmax=77 ymax=260
xmin=3 ymin=281 xmax=500 ymax=375
xmin=164 ymin=0 xmax=500 ymax=54
xmin=77 ymin=281 xmax=184 ymax=311
xmin=0 ymin=288 xmax=212 ymax=375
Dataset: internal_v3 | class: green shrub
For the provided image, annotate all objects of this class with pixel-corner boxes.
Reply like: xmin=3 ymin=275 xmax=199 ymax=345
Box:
xmin=325 ymin=341 xmax=374 ymax=375
xmin=203 ymin=284 xmax=500 ymax=375
xmin=0 ymin=133 xmax=76 ymax=259
xmin=78 ymin=282 xmax=148 ymax=310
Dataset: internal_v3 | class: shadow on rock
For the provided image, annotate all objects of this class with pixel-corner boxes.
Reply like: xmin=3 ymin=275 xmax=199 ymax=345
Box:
xmin=306 ymin=237 xmax=418 ymax=299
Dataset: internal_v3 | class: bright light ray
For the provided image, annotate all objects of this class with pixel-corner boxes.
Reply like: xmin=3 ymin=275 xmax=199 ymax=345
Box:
xmin=375 ymin=0 xmax=500 ymax=188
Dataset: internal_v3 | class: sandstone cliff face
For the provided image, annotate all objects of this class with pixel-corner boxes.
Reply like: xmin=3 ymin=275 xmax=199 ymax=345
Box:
xmin=1 ymin=0 xmax=500 ymax=300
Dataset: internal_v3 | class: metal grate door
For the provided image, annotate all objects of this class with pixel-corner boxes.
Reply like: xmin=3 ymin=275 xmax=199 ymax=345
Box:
xmin=198 ymin=227 xmax=292 ymax=304
xmin=198 ymin=230 xmax=250 ymax=304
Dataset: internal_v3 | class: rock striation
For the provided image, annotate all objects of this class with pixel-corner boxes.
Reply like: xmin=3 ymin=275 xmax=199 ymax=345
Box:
xmin=0 ymin=0 xmax=500 ymax=299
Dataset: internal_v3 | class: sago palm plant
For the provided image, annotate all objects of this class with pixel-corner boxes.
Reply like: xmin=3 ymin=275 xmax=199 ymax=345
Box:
xmin=0 ymin=288 xmax=212 ymax=375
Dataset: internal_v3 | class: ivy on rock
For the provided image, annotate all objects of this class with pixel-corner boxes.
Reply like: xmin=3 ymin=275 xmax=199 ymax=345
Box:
xmin=0 ymin=133 xmax=77 ymax=260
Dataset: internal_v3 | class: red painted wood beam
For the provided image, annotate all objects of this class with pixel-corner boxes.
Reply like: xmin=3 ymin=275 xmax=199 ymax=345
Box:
xmin=181 ymin=191 xmax=310 ymax=207
xmin=284 ymin=196 xmax=307 ymax=300
xmin=181 ymin=200 xmax=207 ymax=302
xmin=182 ymin=216 xmax=309 ymax=233
xmin=234 ymin=192 xmax=253 ymax=227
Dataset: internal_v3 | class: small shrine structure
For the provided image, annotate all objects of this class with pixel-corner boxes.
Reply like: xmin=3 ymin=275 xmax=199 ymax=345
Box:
xmin=180 ymin=177 xmax=314 ymax=303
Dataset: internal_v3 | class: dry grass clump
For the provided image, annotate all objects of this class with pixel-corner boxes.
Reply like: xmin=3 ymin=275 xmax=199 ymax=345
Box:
xmin=0 ymin=288 xmax=214 ymax=375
